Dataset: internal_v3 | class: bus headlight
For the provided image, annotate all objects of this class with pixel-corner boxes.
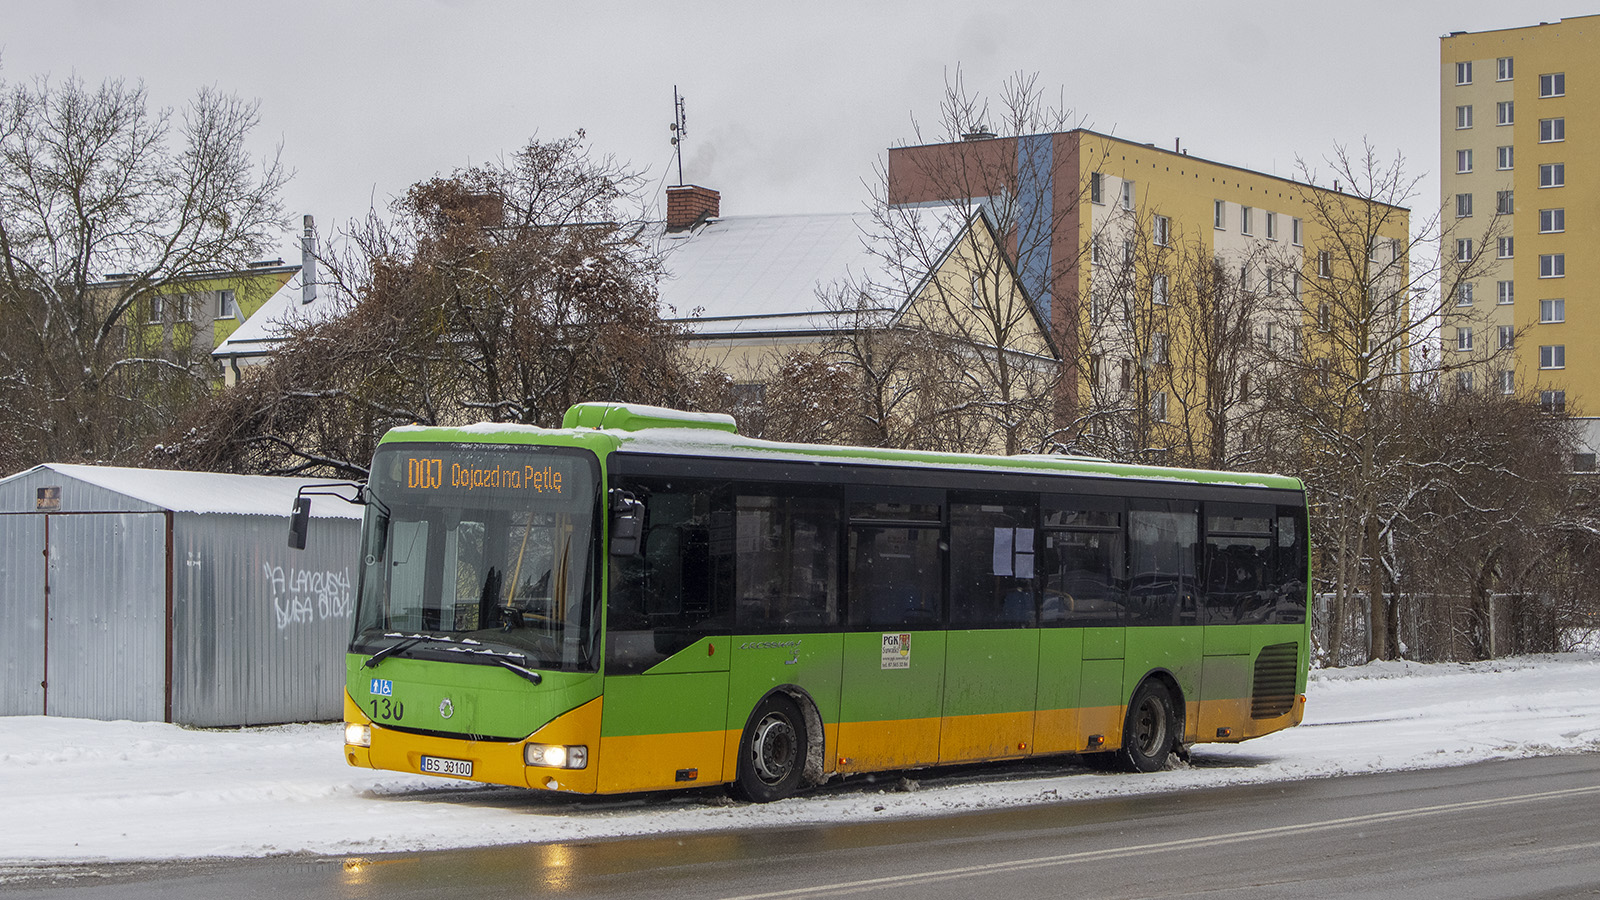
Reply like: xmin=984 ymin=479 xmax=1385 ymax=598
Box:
xmin=525 ymin=743 xmax=588 ymax=769
xmin=345 ymin=724 xmax=372 ymax=747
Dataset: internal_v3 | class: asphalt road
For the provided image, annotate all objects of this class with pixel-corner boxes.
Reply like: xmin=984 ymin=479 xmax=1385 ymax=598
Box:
xmin=6 ymin=753 xmax=1599 ymax=899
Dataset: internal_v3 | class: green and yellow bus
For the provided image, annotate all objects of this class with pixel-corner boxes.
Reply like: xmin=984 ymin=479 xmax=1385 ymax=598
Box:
xmin=332 ymin=402 xmax=1309 ymax=802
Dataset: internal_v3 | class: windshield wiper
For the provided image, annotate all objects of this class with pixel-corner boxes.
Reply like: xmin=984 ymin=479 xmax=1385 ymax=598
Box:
xmin=362 ymin=632 xmax=460 ymax=669
xmin=438 ymin=645 xmax=545 ymax=686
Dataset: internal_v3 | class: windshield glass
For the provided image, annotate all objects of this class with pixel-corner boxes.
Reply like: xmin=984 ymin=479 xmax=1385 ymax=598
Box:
xmin=354 ymin=442 xmax=601 ymax=672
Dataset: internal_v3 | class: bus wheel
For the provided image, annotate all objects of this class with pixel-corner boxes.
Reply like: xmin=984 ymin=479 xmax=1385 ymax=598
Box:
xmin=732 ymin=693 xmax=807 ymax=802
xmin=1119 ymin=679 xmax=1176 ymax=773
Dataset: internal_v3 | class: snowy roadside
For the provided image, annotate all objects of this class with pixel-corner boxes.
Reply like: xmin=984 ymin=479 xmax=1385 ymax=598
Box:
xmin=1 ymin=653 xmax=1597 ymax=866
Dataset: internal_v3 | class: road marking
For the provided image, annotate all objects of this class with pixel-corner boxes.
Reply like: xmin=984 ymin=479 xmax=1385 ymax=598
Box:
xmin=719 ymin=784 xmax=1600 ymax=899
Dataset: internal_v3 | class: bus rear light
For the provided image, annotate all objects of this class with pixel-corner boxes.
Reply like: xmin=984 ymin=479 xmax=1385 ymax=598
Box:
xmin=526 ymin=743 xmax=588 ymax=769
xmin=345 ymin=724 xmax=372 ymax=747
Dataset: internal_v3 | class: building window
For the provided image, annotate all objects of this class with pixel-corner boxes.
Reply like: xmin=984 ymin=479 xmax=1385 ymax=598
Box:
xmin=1457 ymin=282 xmax=1475 ymax=305
xmin=1151 ymin=332 xmax=1168 ymax=365
xmin=1540 ymin=117 xmax=1565 ymax=142
xmin=1266 ymin=211 xmax=1278 ymax=240
xmin=1153 ymin=215 xmax=1171 ymax=247
xmin=1498 ymin=57 xmax=1514 ymax=81
xmin=1458 ymin=371 xmax=1474 ymax=392
xmin=1540 ymin=208 xmax=1565 ymax=232
xmin=147 ymin=295 xmax=163 ymax=324
xmin=1152 ymin=273 xmax=1169 ymax=306
xmin=1456 ymin=193 xmax=1473 ymax=217
xmin=1497 ymin=280 xmax=1514 ymax=305
xmin=1121 ymin=180 xmax=1135 ymax=211
xmin=1497 ymin=145 xmax=1514 ymax=170
xmin=1091 ymin=172 xmax=1104 ymax=204
xmin=1241 ymin=206 xmax=1253 ymax=235
xmin=1541 ymin=390 xmax=1566 ymax=412
xmin=1457 ymin=149 xmax=1473 ymax=173
xmin=1214 ymin=199 xmax=1226 ymax=229
xmin=1539 ymin=73 xmax=1565 ymax=98
xmin=1456 ymin=61 xmax=1473 ymax=85
xmin=1091 ymin=236 xmax=1103 ymax=266
xmin=1497 ymin=101 xmax=1514 ymax=126
xmin=216 ymin=289 xmax=237 ymax=319
xmin=1496 ymin=190 xmax=1513 ymax=215
xmin=1123 ymin=240 xmax=1135 ymax=264
xmin=1150 ymin=391 xmax=1167 ymax=422
xmin=1539 ymin=344 xmax=1565 ymax=369
xmin=1239 ymin=264 xmax=1251 ymax=291
xmin=1501 ymin=369 xmax=1515 ymax=394
xmin=1498 ymin=325 xmax=1515 ymax=349
xmin=1264 ymin=320 xmax=1278 ymax=351
xmin=1291 ymin=217 xmax=1303 ymax=246
xmin=1293 ymin=271 xmax=1302 ymax=299
xmin=1498 ymin=237 xmax=1513 ymax=259
xmin=1120 ymin=358 xmax=1132 ymax=390
xmin=1539 ymin=254 xmax=1565 ymax=278
xmin=1456 ymin=105 xmax=1473 ymax=129
xmin=1456 ymin=327 xmax=1474 ymax=351
xmin=1539 ymin=163 xmax=1565 ymax=188
xmin=1456 ymin=239 xmax=1474 ymax=262
xmin=1318 ymin=250 xmax=1333 ymax=277
xmin=1317 ymin=302 xmax=1331 ymax=331
xmin=1540 ymin=298 xmax=1565 ymax=323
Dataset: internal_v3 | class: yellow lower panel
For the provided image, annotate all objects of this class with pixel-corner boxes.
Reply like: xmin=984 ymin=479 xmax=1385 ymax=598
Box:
xmin=1075 ymin=704 xmax=1126 ymax=752
xmin=597 ymin=729 xmax=732 ymax=794
xmin=939 ymin=710 xmax=1035 ymax=763
xmin=836 ymin=716 xmax=941 ymax=773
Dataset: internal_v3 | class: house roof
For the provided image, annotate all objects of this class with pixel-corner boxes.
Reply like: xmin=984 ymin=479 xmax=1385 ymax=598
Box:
xmin=2 ymin=463 xmax=362 ymax=518
xmin=212 ymin=266 xmax=345 ymax=362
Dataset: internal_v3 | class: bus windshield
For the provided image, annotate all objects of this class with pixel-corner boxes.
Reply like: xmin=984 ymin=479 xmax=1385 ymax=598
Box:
xmin=354 ymin=442 xmax=601 ymax=672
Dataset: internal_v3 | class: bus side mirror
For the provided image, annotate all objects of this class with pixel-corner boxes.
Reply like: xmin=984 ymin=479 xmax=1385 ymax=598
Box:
xmin=288 ymin=496 xmax=311 ymax=550
xmin=609 ymin=491 xmax=643 ymax=557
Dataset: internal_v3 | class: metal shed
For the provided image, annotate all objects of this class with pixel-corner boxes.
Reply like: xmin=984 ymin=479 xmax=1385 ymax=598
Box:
xmin=0 ymin=464 xmax=362 ymax=726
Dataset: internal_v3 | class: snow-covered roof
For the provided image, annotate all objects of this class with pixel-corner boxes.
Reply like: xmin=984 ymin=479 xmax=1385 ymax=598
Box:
xmin=212 ymin=266 xmax=346 ymax=362
xmin=2 ymin=463 xmax=362 ymax=518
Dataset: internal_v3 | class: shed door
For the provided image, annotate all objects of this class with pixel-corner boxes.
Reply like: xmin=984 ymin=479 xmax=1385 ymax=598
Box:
xmin=0 ymin=515 xmax=47 ymax=715
xmin=45 ymin=513 xmax=168 ymax=721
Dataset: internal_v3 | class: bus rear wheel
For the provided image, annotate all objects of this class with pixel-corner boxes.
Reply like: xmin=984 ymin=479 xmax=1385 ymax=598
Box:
xmin=732 ymin=693 xmax=807 ymax=802
xmin=1118 ymin=679 xmax=1176 ymax=773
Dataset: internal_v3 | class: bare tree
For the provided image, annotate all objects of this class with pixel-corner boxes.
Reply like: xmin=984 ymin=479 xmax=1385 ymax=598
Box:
xmin=157 ymin=134 xmax=699 ymax=476
xmin=0 ymin=75 xmax=286 ymax=469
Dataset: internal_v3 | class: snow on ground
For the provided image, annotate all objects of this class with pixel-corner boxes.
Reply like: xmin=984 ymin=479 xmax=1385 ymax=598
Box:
xmin=1 ymin=653 xmax=1597 ymax=867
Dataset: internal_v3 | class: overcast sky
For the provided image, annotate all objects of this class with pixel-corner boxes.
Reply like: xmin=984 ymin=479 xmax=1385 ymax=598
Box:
xmin=4 ymin=1 xmax=1593 ymax=259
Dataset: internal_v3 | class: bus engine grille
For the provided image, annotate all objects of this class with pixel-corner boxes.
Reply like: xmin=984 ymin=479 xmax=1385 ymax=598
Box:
xmin=1250 ymin=642 xmax=1300 ymax=719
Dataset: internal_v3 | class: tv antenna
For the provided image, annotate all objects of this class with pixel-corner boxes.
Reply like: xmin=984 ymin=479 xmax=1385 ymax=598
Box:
xmin=670 ymin=86 xmax=687 ymax=186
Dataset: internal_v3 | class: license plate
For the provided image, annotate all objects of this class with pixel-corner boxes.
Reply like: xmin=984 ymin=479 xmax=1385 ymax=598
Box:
xmin=420 ymin=755 xmax=473 ymax=777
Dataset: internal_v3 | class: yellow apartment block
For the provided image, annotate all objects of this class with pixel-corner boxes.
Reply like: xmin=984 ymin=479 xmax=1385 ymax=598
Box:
xmin=1442 ymin=16 xmax=1600 ymax=457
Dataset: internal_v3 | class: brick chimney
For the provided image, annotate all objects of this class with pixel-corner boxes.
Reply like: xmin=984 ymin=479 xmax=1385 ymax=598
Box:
xmin=666 ymin=184 xmax=720 ymax=232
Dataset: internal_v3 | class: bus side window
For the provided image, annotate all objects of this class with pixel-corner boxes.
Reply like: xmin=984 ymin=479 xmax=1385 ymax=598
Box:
xmin=606 ymin=478 xmax=732 ymax=674
xmin=949 ymin=500 xmax=1036 ymax=628
xmin=847 ymin=498 xmax=943 ymax=630
xmin=1272 ymin=506 xmax=1309 ymax=625
xmin=734 ymin=492 xmax=840 ymax=633
xmin=1203 ymin=503 xmax=1275 ymax=625
xmin=1127 ymin=500 xmax=1200 ymax=626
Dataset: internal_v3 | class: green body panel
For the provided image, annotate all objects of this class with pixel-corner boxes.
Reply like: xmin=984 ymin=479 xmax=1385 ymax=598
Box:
xmin=1202 ymin=622 xmax=1256 ymax=656
xmin=941 ymin=630 xmax=1040 ymax=717
xmin=1035 ymin=629 xmax=1086 ymax=712
xmin=642 ymin=637 xmax=729 ymax=675
xmin=1123 ymin=627 xmax=1203 ymax=708
xmin=1079 ymin=659 xmax=1127 ymax=708
xmin=1081 ymin=626 xmax=1126 ymax=660
xmin=348 ymin=654 xmax=600 ymax=739
xmin=839 ymin=630 xmax=946 ymax=723
xmin=599 ymin=671 xmax=730 ymax=737
xmin=726 ymin=632 xmax=845 ymax=733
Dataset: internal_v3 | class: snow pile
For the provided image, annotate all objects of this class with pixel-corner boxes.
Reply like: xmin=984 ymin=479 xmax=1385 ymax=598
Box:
xmin=0 ymin=653 xmax=1596 ymax=866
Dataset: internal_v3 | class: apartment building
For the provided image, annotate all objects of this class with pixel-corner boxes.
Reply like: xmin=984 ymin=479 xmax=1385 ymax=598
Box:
xmin=1441 ymin=17 xmax=1600 ymax=433
xmin=889 ymin=130 xmax=1409 ymax=457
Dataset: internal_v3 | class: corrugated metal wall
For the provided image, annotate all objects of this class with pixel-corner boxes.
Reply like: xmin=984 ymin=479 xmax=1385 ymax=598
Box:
xmin=45 ymin=513 xmax=168 ymax=721
xmin=171 ymin=512 xmax=358 ymax=726
xmin=0 ymin=515 xmax=47 ymax=716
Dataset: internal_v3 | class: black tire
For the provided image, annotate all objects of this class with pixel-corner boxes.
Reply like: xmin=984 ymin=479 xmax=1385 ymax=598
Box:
xmin=1117 ymin=679 xmax=1176 ymax=773
xmin=731 ymin=693 xmax=807 ymax=802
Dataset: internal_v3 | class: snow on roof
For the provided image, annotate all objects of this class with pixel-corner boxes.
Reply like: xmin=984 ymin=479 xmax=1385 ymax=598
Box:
xmin=212 ymin=266 xmax=347 ymax=361
xmin=654 ymin=211 xmax=958 ymax=335
xmin=9 ymin=463 xmax=362 ymax=518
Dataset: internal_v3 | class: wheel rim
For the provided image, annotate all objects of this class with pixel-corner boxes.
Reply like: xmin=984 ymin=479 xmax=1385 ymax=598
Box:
xmin=750 ymin=712 xmax=798 ymax=784
xmin=1132 ymin=695 xmax=1168 ymax=757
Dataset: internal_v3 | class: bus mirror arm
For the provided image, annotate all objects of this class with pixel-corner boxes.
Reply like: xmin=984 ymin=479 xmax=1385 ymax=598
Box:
xmin=609 ymin=490 xmax=643 ymax=557
xmin=287 ymin=481 xmax=368 ymax=550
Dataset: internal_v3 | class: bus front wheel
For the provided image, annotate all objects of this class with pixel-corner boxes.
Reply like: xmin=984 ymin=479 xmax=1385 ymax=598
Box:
xmin=732 ymin=693 xmax=807 ymax=802
xmin=1118 ymin=679 xmax=1176 ymax=773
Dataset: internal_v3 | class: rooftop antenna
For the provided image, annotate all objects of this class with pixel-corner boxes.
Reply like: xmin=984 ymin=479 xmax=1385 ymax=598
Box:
xmin=670 ymin=86 xmax=687 ymax=186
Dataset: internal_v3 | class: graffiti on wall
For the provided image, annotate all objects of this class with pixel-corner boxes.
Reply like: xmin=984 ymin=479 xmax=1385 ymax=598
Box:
xmin=264 ymin=563 xmax=355 ymax=631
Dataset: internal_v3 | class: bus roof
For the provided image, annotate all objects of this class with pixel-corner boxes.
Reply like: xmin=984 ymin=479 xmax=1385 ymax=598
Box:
xmin=379 ymin=403 xmax=1304 ymax=493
